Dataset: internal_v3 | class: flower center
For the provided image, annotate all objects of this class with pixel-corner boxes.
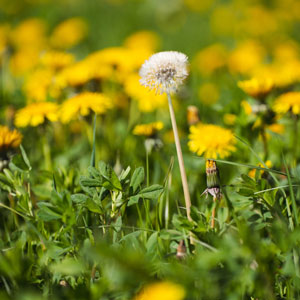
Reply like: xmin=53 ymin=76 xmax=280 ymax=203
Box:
xmin=156 ymin=67 xmax=176 ymax=83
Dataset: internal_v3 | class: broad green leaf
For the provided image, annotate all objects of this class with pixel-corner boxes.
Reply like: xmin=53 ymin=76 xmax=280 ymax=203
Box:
xmin=37 ymin=202 xmax=62 ymax=221
xmin=71 ymin=193 xmax=89 ymax=204
xmin=138 ymin=184 xmax=164 ymax=200
xmin=130 ymin=167 xmax=144 ymax=193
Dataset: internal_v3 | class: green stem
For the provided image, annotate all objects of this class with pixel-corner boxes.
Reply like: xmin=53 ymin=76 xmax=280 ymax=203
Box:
xmin=42 ymin=135 xmax=52 ymax=171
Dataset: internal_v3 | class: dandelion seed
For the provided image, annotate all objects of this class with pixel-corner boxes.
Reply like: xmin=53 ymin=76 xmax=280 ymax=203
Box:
xmin=139 ymin=51 xmax=188 ymax=94
xmin=139 ymin=51 xmax=192 ymax=223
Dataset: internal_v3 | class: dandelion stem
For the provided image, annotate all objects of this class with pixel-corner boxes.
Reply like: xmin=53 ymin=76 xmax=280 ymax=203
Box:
xmin=211 ymin=196 xmax=216 ymax=228
xmin=167 ymin=92 xmax=192 ymax=221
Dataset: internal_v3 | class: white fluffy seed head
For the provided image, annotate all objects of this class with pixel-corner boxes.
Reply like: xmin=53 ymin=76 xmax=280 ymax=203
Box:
xmin=139 ymin=51 xmax=189 ymax=94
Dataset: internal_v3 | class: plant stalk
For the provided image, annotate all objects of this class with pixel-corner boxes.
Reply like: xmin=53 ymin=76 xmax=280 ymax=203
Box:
xmin=167 ymin=93 xmax=192 ymax=221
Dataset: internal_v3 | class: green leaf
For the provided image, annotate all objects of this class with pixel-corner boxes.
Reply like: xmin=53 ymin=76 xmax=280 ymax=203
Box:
xmin=9 ymin=153 xmax=30 ymax=172
xmin=79 ymin=176 xmax=102 ymax=187
xmin=86 ymin=199 xmax=103 ymax=214
xmin=127 ymin=195 xmax=140 ymax=206
xmin=50 ymin=258 xmax=84 ymax=275
xmin=37 ymin=202 xmax=62 ymax=221
xmin=138 ymin=184 xmax=164 ymax=200
xmin=130 ymin=167 xmax=144 ymax=193
xmin=99 ymin=161 xmax=122 ymax=190
xmin=71 ymin=193 xmax=89 ymax=204
xmin=88 ymin=166 xmax=101 ymax=179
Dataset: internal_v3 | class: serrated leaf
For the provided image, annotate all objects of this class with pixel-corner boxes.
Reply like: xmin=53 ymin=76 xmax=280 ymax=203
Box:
xmin=130 ymin=167 xmax=144 ymax=193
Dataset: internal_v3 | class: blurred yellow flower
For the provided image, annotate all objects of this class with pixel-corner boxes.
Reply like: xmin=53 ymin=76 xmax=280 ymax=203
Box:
xmin=10 ymin=18 xmax=46 ymax=49
xmin=238 ymin=78 xmax=274 ymax=99
xmin=241 ymin=100 xmax=252 ymax=115
xmin=184 ymin=0 xmax=213 ymax=12
xmin=133 ymin=121 xmax=163 ymax=137
xmin=23 ymin=68 xmax=60 ymax=102
xmin=0 ymin=126 xmax=22 ymax=151
xmin=188 ymin=123 xmax=236 ymax=159
xmin=248 ymin=160 xmax=272 ymax=178
xmin=0 ymin=24 xmax=10 ymax=55
xmin=273 ymin=92 xmax=300 ymax=115
xmin=60 ymin=92 xmax=113 ymax=123
xmin=193 ymin=44 xmax=227 ymax=76
xmin=223 ymin=113 xmax=237 ymax=126
xmin=198 ymin=82 xmax=219 ymax=105
xmin=134 ymin=281 xmax=185 ymax=300
xmin=124 ymin=30 xmax=160 ymax=53
xmin=9 ymin=48 xmax=40 ymax=75
xmin=50 ymin=18 xmax=87 ymax=49
xmin=40 ymin=50 xmax=74 ymax=70
xmin=267 ymin=123 xmax=284 ymax=135
xmin=241 ymin=6 xmax=278 ymax=37
xmin=124 ymin=74 xmax=167 ymax=112
xmin=228 ymin=40 xmax=265 ymax=75
xmin=15 ymin=102 xmax=59 ymax=127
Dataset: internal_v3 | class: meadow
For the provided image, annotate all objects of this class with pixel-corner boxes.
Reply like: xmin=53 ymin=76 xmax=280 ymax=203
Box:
xmin=1 ymin=0 xmax=300 ymax=299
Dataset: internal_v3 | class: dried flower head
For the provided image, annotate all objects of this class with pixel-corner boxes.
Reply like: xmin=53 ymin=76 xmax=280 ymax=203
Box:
xmin=139 ymin=51 xmax=189 ymax=94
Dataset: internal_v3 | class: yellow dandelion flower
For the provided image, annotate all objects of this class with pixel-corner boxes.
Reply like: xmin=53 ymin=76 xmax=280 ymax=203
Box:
xmin=273 ymin=92 xmax=300 ymax=115
xmin=134 ymin=281 xmax=185 ymax=300
xmin=9 ymin=48 xmax=40 ymax=76
xmin=228 ymin=40 xmax=266 ymax=75
xmin=23 ymin=68 xmax=60 ymax=102
xmin=124 ymin=30 xmax=160 ymax=53
xmin=0 ymin=126 xmax=22 ymax=152
xmin=238 ymin=78 xmax=274 ymax=99
xmin=15 ymin=102 xmax=59 ymax=127
xmin=198 ymin=82 xmax=219 ymax=105
xmin=60 ymin=92 xmax=113 ymax=123
xmin=223 ymin=113 xmax=237 ymax=126
xmin=133 ymin=121 xmax=164 ymax=137
xmin=188 ymin=123 xmax=236 ymax=159
xmin=40 ymin=51 xmax=74 ymax=70
xmin=50 ymin=18 xmax=87 ymax=49
xmin=10 ymin=18 xmax=46 ymax=49
xmin=124 ymin=74 xmax=167 ymax=112
xmin=193 ymin=44 xmax=227 ymax=76
xmin=248 ymin=160 xmax=272 ymax=178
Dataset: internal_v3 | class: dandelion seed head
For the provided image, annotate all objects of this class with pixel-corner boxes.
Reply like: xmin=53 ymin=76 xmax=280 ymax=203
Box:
xmin=139 ymin=51 xmax=189 ymax=94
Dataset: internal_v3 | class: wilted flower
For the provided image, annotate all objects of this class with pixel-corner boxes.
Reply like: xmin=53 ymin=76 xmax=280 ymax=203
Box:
xmin=187 ymin=105 xmax=200 ymax=126
xmin=202 ymin=160 xmax=221 ymax=199
xmin=188 ymin=123 xmax=236 ymax=159
xmin=273 ymin=92 xmax=300 ymax=115
xmin=15 ymin=102 xmax=59 ymax=127
xmin=139 ymin=51 xmax=189 ymax=94
xmin=60 ymin=92 xmax=113 ymax=123
xmin=134 ymin=281 xmax=185 ymax=300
